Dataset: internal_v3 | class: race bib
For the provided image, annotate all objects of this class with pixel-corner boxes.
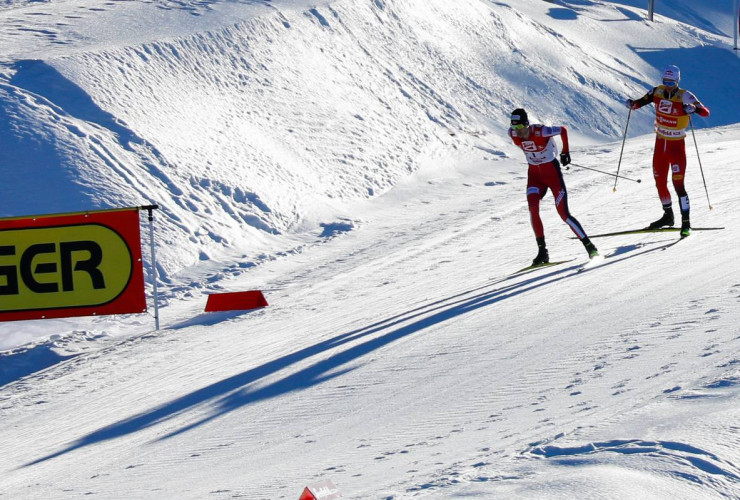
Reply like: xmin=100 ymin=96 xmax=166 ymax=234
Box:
xmin=658 ymin=99 xmax=674 ymax=114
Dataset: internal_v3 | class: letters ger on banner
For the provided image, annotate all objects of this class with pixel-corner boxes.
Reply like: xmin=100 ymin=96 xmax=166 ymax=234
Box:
xmin=0 ymin=209 xmax=147 ymax=322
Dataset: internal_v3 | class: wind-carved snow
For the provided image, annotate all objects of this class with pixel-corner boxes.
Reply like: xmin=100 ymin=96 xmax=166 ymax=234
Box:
xmin=1 ymin=0 xmax=740 ymax=499
xmin=4 ymin=0 xmax=708 ymax=282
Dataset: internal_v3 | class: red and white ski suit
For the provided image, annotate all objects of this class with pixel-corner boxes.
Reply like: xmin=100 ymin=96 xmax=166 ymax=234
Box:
xmin=631 ymin=86 xmax=710 ymax=214
xmin=509 ymin=124 xmax=587 ymax=240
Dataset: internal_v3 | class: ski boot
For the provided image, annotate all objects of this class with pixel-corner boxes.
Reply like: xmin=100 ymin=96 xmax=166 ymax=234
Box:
xmin=648 ymin=207 xmax=675 ymax=229
xmin=532 ymin=237 xmax=549 ymax=266
xmin=582 ymin=237 xmax=599 ymax=259
xmin=680 ymin=217 xmax=691 ymax=239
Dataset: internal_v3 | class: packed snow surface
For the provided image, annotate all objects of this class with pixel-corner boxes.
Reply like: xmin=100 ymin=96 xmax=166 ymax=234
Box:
xmin=1 ymin=0 xmax=740 ymax=498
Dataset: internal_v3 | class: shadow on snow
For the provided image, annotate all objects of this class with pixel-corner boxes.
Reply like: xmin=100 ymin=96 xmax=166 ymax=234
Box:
xmin=24 ymin=240 xmax=673 ymax=467
xmin=1 ymin=60 xmax=183 ymax=218
xmin=0 ymin=345 xmax=76 ymax=389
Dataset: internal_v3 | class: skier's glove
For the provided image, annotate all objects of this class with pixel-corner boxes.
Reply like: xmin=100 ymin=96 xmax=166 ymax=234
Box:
xmin=683 ymin=103 xmax=696 ymax=115
xmin=560 ymin=152 xmax=571 ymax=167
xmin=625 ymin=98 xmax=635 ymax=109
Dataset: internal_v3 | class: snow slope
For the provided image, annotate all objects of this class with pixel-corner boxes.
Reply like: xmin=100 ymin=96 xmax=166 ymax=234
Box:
xmin=1 ymin=0 xmax=740 ymax=498
xmin=3 ymin=0 xmax=737 ymax=281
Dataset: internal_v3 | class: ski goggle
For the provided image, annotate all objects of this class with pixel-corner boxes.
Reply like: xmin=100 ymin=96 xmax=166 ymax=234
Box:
xmin=511 ymin=123 xmax=527 ymax=130
xmin=662 ymin=79 xmax=678 ymax=88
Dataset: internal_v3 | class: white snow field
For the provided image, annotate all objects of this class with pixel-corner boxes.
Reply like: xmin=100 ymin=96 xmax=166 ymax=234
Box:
xmin=1 ymin=0 xmax=740 ymax=498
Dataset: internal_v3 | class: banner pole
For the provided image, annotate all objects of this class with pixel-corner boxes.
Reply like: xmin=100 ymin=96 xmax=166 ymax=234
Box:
xmin=145 ymin=206 xmax=160 ymax=330
xmin=735 ymin=0 xmax=739 ymax=52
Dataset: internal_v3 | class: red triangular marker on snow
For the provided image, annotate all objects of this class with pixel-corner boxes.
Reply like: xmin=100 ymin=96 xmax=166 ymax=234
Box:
xmin=297 ymin=480 xmax=342 ymax=499
xmin=204 ymin=290 xmax=268 ymax=312
xmin=298 ymin=487 xmax=316 ymax=500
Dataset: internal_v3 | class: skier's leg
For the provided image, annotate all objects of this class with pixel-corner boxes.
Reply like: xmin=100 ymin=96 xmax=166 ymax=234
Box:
xmin=550 ymin=168 xmax=598 ymax=257
xmin=527 ymin=187 xmax=545 ymax=239
xmin=527 ymin=169 xmax=549 ymax=265
xmin=650 ymin=137 xmax=675 ymax=228
xmin=669 ymin=139 xmax=690 ymax=235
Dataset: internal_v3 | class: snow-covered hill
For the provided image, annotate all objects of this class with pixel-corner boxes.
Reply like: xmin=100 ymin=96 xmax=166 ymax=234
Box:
xmin=1 ymin=0 xmax=740 ymax=498
xmin=3 ymin=0 xmax=737 ymax=280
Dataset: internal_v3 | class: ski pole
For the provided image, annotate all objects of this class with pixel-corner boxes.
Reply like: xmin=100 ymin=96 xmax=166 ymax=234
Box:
xmin=689 ymin=116 xmax=712 ymax=210
xmin=567 ymin=163 xmax=641 ymax=183
xmin=613 ymin=108 xmax=632 ymax=192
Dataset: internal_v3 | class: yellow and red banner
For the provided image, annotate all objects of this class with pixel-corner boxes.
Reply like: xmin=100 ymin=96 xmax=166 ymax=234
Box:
xmin=0 ymin=208 xmax=146 ymax=322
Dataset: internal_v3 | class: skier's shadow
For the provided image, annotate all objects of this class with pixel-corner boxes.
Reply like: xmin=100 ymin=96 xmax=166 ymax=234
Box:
xmin=24 ymin=241 xmax=670 ymax=467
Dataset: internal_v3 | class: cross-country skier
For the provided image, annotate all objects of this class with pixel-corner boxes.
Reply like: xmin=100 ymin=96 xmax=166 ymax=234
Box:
xmin=625 ymin=64 xmax=710 ymax=237
xmin=508 ymin=108 xmax=599 ymax=266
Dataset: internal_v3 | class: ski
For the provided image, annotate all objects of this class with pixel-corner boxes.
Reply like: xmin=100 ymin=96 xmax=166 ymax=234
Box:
xmin=662 ymin=231 xmax=692 ymax=249
xmin=581 ymin=227 xmax=724 ymax=239
xmin=577 ymin=254 xmax=606 ymax=273
xmin=661 ymin=239 xmax=684 ymax=251
xmin=513 ymin=259 xmax=574 ymax=275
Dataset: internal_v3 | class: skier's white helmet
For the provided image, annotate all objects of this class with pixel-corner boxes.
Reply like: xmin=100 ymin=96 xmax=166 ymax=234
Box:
xmin=662 ymin=65 xmax=680 ymax=84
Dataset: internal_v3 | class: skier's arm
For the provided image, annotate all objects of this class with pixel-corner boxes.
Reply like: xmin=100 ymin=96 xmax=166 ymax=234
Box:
xmin=692 ymin=100 xmax=710 ymax=118
xmin=695 ymin=103 xmax=710 ymax=117
xmin=559 ymin=125 xmax=569 ymax=154
xmin=626 ymin=88 xmax=655 ymax=110
xmin=539 ymin=125 xmax=568 ymax=150
xmin=558 ymin=126 xmax=570 ymax=166
xmin=682 ymin=91 xmax=710 ymax=118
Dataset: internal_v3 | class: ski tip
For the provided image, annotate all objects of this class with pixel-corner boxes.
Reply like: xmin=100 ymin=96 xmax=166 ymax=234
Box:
xmin=585 ymin=253 xmax=604 ymax=264
xmin=578 ymin=254 xmax=606 ymax=272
